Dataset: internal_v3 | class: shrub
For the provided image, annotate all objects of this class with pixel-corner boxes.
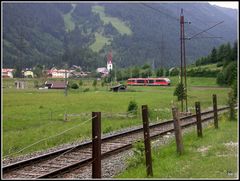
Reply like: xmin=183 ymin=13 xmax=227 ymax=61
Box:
xmin=231 ymin=79 xmax=237 ymax=99
xmin=92 ymin=79 xmax=97 ymax=87
xmin=33 ymin=80 xmax=39 ymax=88
xmin=83 ymin=88 xmax=90 ymax=92
xmin=79 ymin=80 xmax=83 ymax=86
xmin=71 ymin=83 xmax=79 ymax=89
xmin=174 ymin=83 xmax=186 ymax=101
xmin=216 ymin=72 xmax=226 ymax=85
xmin=127 ymin=140 xmax=145 ymax=168
xmin=101 ymin=81 xmax=105 ymax=87
xmin=127 ymin=100 xmax=138 ymax=114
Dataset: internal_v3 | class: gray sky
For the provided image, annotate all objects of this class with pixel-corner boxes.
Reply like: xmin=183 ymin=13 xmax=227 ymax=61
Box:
xmin=208 ymin=1 xmax=238 ymax=9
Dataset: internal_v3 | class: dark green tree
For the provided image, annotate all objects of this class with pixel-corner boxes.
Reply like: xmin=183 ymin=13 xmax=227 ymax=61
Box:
xmin=33 ymin=64 xmax=43 ymax=78
xmin=210 ymin=47 xmax=217 ymax=63
xmin=156 ymin=68 xmax=164 ymax=77
xmin=174 ymin=83 xmax=186 ymax=101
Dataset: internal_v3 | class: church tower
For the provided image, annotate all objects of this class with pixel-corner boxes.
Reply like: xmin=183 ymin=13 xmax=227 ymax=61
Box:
xmin=107 ymin=51 xmax=113 ymax=71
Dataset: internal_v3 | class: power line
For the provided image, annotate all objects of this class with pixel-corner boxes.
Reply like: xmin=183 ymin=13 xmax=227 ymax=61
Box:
xmin=188 ymin=21 xmax=224 ymax=40
xmin=140 ymin=3 xmax=179 ymax=22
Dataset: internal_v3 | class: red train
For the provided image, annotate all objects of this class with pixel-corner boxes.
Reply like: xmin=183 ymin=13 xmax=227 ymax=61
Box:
xmin=127 ymin=78 xmax=171 ymax=86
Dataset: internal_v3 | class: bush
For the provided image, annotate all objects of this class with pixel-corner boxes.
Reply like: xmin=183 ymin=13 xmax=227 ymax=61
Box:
xmin=71 ymin=83 xmax=79 ymax=89
xmin=216 ymin=62 xmax=223 ymax=67
xmin=83 ymin=88 xmax=90 ymax=92
xmin=223 ymin=61 xmax=237 ymax=85
xmin=127 ymin=100 xmax=138 ymax=114
xmin=101 ymin=81 xmax=105 ymax=87
xmin=231 ymin=80 xmax=237 ymax=99
xmin=174 ymin=83 xmax=186 ymax=101
xmin=33 ymin=80 xmax=39 ymax=88
xmin=79 ymin=80 xmax=83 ymax=86
xmin=216 ymin=72 xmax=226 ymax=85
xmin=127 ymin=140 xmax=145 ymax=168
xmin=92 ymin=79 xmax=97 ymax=87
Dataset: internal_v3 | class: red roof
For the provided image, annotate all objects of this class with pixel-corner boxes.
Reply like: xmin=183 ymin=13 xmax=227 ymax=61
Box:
xmin=2 ymin=69 xmax=14 ymax=73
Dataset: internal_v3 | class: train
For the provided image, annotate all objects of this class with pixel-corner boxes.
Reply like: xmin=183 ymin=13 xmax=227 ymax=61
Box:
xmin=127 ymin=77 xmax=171 ymax=86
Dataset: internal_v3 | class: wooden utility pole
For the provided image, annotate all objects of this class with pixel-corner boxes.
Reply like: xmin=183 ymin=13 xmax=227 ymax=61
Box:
xmin=180 ymin=9 xmax=184 ymax=112
xmin=65 ymin=68 xmax=67 ymax=96
xmin=141 ymin=105 xmax=153 ymax=177
xmin=92 ymin=112 xmax=101 ymax=178
xmin=180 ymin=8 xmax=190 ymax=113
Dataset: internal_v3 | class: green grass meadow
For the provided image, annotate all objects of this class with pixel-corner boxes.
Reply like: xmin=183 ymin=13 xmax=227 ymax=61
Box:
xmin=92 ymin=5 xmax=132 ymax=36
xmin=89 ymin=32 xmax=112 ymax=52
xmin=2 ymin=77 xmax=231 ymax=158
xmin=117 ymin=114 xmax=238 ymax=178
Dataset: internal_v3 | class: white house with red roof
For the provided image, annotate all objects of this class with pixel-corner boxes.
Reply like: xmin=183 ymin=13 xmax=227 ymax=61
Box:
xmin=2 ymin=69 xmax=15 ymax=78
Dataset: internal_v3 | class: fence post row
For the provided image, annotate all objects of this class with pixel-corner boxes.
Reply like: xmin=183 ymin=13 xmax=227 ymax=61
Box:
xmin=212 ymin=94 xmax=218 ymax=129
xmin=171 ymin=107 xmax=184 ymax=155
xmin=195 ymin=102 xmax=203 ymax=137
xmin=92 ymin=112 xmax=101 ymax=178
xmin=141 ymin=105 xmax=153 ymax=177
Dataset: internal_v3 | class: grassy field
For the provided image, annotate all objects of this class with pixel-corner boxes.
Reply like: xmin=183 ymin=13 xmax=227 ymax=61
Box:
xmin=2 ymin=77 xmax=231 ymax=158
xmin=62 ymin=4 xmax=76 ymax=32
xmin=90 ymin=5 xmax=132 ymax=52
xmin=89 ymin=32 xmax=112 ymax=52
xmin=92 ymin=5 xmax=132 ymax=36
xmin=117 ymin=114 xmax=238 ymax=178
xmin=187 ymin=63 xmax=222 ymax=71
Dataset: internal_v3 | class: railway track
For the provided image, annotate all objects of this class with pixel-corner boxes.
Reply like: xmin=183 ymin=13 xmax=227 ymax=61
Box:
xmin=3 ymin=106 xmax=230 ymax=179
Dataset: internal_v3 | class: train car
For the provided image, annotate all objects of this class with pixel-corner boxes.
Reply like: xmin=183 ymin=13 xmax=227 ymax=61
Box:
xmin=127 ymin=78 xmax=170 ymax=86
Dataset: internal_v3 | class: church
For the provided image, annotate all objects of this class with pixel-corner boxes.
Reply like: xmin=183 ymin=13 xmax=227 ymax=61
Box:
xmin=107 ymin=51 xmax=113 ymax=71
xmin=96 ymin=51 xmax=113 ymax=77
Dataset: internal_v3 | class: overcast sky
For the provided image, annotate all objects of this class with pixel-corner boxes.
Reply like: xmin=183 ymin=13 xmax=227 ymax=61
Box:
xmin=208 ymin=1 xmax=238 ymax=9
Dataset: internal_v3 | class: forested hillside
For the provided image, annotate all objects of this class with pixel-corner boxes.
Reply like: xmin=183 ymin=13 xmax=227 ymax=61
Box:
xmin=3 ymin=2 xmax=237 ymax=70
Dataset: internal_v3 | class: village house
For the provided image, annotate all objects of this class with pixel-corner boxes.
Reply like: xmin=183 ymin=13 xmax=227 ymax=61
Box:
xmin=47 ymin=68 xmax=73 ymax=78
xmin=2 ymin=69 xmax=15 ymax=78
xmin=69 ymin=71 xmax=88 ymax=78
xmin=22 ymin=69 xmax=34 ymax=78
xmin=96 ymin=67 xmax=109 ymax=77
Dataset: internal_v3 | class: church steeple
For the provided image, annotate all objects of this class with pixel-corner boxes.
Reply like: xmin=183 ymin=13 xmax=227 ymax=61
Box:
xmin=107 ymin=50 xmax=113 ymax=71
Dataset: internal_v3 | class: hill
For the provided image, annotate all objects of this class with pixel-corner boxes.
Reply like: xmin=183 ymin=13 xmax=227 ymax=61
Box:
xmin=2 ymin=2 xmax=237 ymax=70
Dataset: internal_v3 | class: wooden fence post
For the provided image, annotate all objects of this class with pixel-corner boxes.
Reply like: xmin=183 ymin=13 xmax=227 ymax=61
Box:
xmin=195 ymin=102 xmax=203 ymax=137
xmin=172 ymin=107 xmax=184 ymax=155
xmin=213 ymin=94 xmax=218 ymax=129
xmin=228 ymin=92 xmax=235 ymax=120
xmin=92 ymin=112 xmax=101 ymax=178
xmin=141 ymin=105 xmax=153 ymax=177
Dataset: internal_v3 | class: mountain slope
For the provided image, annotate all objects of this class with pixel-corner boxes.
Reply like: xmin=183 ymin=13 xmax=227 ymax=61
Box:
xmin=2 ymin=2 xmax=238 ymax=70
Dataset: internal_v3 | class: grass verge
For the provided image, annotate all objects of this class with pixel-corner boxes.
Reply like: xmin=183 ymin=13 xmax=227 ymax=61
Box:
xmin=117 ymin=113 xmax=238 ymax=178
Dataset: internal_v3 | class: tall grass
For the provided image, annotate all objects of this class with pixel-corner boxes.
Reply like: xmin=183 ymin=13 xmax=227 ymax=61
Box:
xmin=117 ymin=114 xmax=238 ymax=178
xmin=2 ymin=77 xmax=231 ymax=157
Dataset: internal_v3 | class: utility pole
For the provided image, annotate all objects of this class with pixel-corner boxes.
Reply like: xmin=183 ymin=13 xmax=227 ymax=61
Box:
xmin=180 ymin=8 xmax=190 ymax=112
xmin=180 ymin=9 xmax=184 ymax=112
xmin=182 ymin=9 xmax=188 ymax=113
xmin=160 ymin=32 xmax=165 ymax=69
xmin=180 ymin=9 xmax=222 ymax=113
xmin=114 ymin=62 xmax=117 ymax=83
xmin=65 ymin=64 xmax=68 ymax=96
